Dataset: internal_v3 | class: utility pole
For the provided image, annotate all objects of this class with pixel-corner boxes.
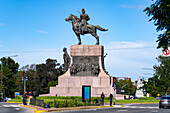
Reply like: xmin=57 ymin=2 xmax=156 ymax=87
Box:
xmin=22 ymin=72 xmax=28 ymax=93
xmin=113 ymin=77 xmax=116 ymax=105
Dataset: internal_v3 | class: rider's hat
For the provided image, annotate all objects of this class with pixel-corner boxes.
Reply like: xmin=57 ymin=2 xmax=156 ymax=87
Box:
xmin=82 ymin=8 xmax=85 ymax=13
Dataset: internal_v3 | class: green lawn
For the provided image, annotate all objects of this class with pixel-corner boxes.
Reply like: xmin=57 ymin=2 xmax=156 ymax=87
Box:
xmin=7 ymin=99 xmax=29 ymax=103
xmin=114 ymin=99 xmax=159 ymax=104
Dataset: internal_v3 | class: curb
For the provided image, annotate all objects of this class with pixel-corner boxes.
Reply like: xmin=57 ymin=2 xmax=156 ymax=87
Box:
xmin=18 ymin=104 xmax=125 ymax=113
xmin=116 ymin=102 xmax=159 ymax=104
xmin=18 ymin=104 xmax=48 ymax=113
xmin=46 ymin=105 xmax=126 ymax=112
xmin=7 ymin=102 xmax=23 ymax=103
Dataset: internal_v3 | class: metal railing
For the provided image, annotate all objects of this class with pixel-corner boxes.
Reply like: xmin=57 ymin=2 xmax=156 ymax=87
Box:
xmin=30 ymin=99 xmax=44 ymax=107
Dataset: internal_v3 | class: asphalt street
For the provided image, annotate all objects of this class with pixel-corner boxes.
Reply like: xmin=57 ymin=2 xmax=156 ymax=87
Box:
xmin=42 ymin=104 xmax=170 ymax=113
xmin=0 ymin=102 xmax=34 ymax=113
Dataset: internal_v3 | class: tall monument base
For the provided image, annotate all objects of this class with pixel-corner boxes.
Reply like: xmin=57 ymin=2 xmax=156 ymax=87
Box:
xmin=41 ymin=45 xmax=127 ymax=99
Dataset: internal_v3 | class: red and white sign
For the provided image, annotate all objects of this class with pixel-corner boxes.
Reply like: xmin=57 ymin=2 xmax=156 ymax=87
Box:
xmin=162 ymin=47 xmax=170 ymax=56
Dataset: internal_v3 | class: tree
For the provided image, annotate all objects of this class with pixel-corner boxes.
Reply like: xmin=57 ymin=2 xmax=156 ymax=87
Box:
xmin=0 ymin=57 xmax=19 ymax=98
xmin=47 ymin=80 xmax=58 ymax=91
xmin=144 ymin=0 xmax=170 ymax=49
xmin=116 ymin=80 xmax=137 ymax=96
xmin=143 ymin=56 xmax=170 ymax=97
xmin=154 ymin=56 xmax=170 ymax=90
xmin=15 ymin=64 xmax=36 ymax=94
xmin=167 ymin=87 xmax=170 ymax=95
xmin=34 ymin=58 xmax=63 ymax=95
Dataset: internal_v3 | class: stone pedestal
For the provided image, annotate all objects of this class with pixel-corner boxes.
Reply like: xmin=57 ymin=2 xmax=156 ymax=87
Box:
xmin=135 ymin=89 xmax=144 ymax=98
xmin=42 ymin=45 xmax=127 ymax=99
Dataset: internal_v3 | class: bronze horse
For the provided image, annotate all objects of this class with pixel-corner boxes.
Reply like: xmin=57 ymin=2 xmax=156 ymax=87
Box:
xmin=65 ymin=14 xmax=108 ymax=45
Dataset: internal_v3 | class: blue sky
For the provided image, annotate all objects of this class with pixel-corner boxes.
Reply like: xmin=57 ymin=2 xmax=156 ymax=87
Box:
xmin=0 ymin=0 xmax=161 ymax=80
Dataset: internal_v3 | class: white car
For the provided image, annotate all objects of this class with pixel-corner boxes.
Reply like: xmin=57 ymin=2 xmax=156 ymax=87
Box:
xmin=3 ymin=97 xmax=11 ymax=102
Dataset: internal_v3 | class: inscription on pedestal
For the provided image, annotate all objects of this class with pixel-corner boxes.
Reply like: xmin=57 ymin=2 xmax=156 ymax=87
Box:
xmin=70 ymin=56 xmax=100 ymax=76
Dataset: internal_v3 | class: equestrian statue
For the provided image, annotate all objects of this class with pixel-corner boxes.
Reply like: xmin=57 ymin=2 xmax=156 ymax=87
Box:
xmin=65 ymin=8 xmax=108 ymax=45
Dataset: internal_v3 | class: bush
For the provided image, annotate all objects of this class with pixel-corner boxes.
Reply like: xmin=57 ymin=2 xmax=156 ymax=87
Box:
xmin=35 ymin=96 xmax=111 ymax=108
xmin=15 ymin=95 xmax=22 ymax=99
xmin=37 ymin=96 xmax=82 ymax=100
xmin=41 ymin=97 xmax=95 ymax=108
xmin=43 ymin=99 xmax=83 ymax=108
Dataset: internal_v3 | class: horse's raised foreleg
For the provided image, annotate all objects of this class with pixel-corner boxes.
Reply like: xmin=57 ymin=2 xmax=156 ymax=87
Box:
xmin=91 ymin=33 xmax=99 ymax=45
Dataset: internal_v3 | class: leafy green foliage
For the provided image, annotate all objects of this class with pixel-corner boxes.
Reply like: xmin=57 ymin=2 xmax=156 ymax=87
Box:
xmin=116 ymin=80 xmax=137 ymax=96
xmin=34 ymin=58 xmax=63 ymax=95
xmin=47 ymin=80 xmax=58 ymax=90
xmin=167 ymin=87 xmax=170 ymax=94
xmin=144 ymin=0 xmax=170 ymax=49
xmin=15 ymin=64 xmax=36 ymax=94
xmin=37 ymin=96 xmax=110 ymax=100
xmin=0 ymin=57 xmax=19 ymax=98
xmin=15 ymin=95 xmax=22 ymax=99
xmin=43 ymin=99 xmax=87 ymax=108
xmin=14 ymin=58 xmax=64 ymax=96
xmin=143 ymin=56 xmax=170 ymax=97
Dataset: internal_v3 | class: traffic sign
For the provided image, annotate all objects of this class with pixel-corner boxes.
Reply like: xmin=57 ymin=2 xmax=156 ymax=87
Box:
xmin=162 ymin=47 xmax=170 ymax=56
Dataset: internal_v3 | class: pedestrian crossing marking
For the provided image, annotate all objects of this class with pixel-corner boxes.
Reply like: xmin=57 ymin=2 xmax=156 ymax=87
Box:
xmin=9 ymin=105 xmax=19 ymax=107
xmin=2 ymin=105 xmax=20 ymax=108
xmin=2 ymin=105 xmax=10 ymax=107
xmin=124 ymin=106 xmax=158 ymax=109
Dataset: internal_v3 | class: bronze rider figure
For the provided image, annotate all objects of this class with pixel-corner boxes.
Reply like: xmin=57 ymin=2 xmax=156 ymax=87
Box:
xmin=79 ymin=8 xmax=90 ymax=35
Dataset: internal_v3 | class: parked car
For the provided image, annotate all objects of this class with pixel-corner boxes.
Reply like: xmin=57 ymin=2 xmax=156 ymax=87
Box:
xmin=3 ymin=97 xmax=11 ymax=102
xmin=159 ymin=95 xmax=170 ymax=108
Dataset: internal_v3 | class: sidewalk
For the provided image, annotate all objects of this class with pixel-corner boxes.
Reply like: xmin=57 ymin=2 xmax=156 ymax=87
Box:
xmin=19 ymin=104 xmax=125 ymax=113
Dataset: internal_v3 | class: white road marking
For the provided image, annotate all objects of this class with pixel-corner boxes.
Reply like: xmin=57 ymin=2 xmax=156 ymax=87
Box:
xmin=124 ymin=106 xmax=159 ymax=109
xmin=14 ymin=108 xmax=20 ymax=111
xmin=151 ymin=110 xmax=159 ymax=112
xmin=2 ymin=105 xmax=20 ymax=107
xmin=3 ymin=105 xmax=10 ymax=107
xmin=114 ymin=105 xmax=124 ymax=107
xmin=9 ymin=105 xmax=20 ymax=107
xmin=82 ymin=109 xmax=97 ymax=111
xmin=117 ymin=110 xmax=128 ymax=112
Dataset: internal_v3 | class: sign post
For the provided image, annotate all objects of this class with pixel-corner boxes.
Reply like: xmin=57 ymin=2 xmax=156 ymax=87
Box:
xmin=15 ymin=92 xmax=20 ymax=97
xmin=162 ymin=47 xmax=170 ymax=56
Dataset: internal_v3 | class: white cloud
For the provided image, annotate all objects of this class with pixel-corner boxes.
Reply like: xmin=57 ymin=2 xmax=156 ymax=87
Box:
xmin=107 ymin=41 xmax=145 ymax=49
xmin=120 ymin=4 xmax=146 ymax=9
xmin=104 ymin=41 xmax=161 ymax=80
xmin=37 ymin=30 xmax=48 ymax=34
xmin=0 ymin=23 xmax=5 ymax=26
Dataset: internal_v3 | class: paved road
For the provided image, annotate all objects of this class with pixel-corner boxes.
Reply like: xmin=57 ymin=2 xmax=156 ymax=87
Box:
xmin=0 ymin=102 xmax=34 ymax=113
xmin=42 ymin=104 xmax=170 ymax=113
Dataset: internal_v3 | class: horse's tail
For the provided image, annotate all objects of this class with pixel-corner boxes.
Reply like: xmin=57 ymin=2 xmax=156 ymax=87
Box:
xmin=95 ymin=25 xmax=108 ymax=31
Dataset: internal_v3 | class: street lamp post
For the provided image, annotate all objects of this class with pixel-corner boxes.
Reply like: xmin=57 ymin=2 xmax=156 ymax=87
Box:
xmin=0 ymin=55 xmax=18 ymax=100
xmin=22 ymin=72 xmax=28 ymax=93
xmin=113 ymin=77 xmax=116 ymax=105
